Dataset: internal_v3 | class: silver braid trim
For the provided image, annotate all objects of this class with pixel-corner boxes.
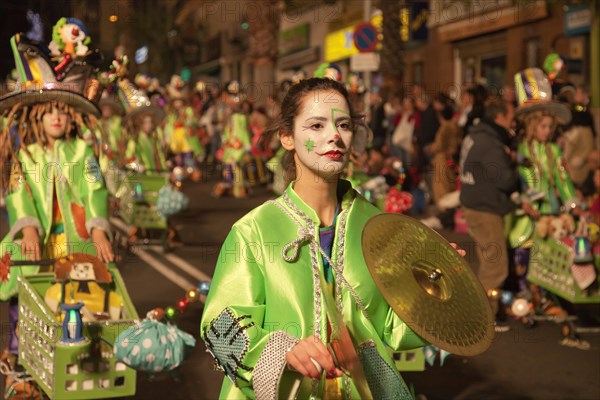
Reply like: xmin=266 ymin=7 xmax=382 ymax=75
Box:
xmin=269 ymin=199 xmax=322 ymax=341
xmin=281 ymin=193 xmax=370 ymax=321
xmin=253 ymin=331 xmax=299 ymax=400
xmin=269 ymin=192 xmax=371 ymax=399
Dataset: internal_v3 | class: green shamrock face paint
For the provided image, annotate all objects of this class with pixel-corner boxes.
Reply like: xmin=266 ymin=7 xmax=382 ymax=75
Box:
xmin=304 ymin=139 xmax=315 ymax=152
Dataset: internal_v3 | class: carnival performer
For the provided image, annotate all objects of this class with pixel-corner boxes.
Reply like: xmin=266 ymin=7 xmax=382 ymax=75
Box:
xmin=515 ymin=68 xmax=577 ymax=218
xmin=510 ymin=68 xmax=576 ymax=310
xmin=96 ymin=75 xmax=125 ymax=188
xmin=111 ymin=61 xmax=168 ymax=173
xmin=0 ymin=24 xmax=112 ymax=390
xmin=164 ymin=75 xmax=202 ymax=180
xmin=215 ymin=81 xmax=251 ymax=198
xmin=200 ymin=78 xmax=430 ymax=399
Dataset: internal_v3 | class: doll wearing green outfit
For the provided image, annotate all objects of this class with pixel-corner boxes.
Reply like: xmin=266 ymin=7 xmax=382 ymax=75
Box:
xmin=201 ymin=79 xmax=429 ymax=399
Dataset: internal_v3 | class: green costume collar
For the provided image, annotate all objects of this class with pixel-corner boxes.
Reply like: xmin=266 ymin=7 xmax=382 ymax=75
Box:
xmin=284 ymin=178 xmax=355 ymax=227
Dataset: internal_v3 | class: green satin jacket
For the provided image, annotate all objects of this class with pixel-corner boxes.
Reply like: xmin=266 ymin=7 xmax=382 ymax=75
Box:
xmin=200 ymin=180 xmax=425 ymax=400
xmin=222 ymin=113 xmax=251 ymax=164
xmin=103 ymin=115 xmax=123 ymax=155
xmin=164 ymin=106 xmax=203 ymax=156
xmin=125 ymin=130 xmax=167 ymax=172
xmin=0 ymin=138 xmax=110 ymax=300
xmin=509 ymin=140 xmax=578 ymax=248
xmin=518 ymin=140 xmax=576 ymax=214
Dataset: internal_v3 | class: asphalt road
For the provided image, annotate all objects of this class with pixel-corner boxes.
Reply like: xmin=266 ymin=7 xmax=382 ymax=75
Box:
xmin=1 ymin=174 xmax=599 ymax=399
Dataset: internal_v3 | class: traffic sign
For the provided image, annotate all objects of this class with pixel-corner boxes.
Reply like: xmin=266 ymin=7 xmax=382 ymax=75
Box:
xmin=353 ymin=22 xmax=378 ymax=53
xmin=350 ymin=53 xmax=380 ymax=72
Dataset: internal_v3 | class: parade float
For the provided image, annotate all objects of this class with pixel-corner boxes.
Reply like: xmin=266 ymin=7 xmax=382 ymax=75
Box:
xmin=0 ymin=18 xmax=197 ymax=399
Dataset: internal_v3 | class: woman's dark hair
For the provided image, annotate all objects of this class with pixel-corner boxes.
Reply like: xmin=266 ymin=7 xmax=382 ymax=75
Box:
xmin=263 ymin=78 xmax=355 ymax=182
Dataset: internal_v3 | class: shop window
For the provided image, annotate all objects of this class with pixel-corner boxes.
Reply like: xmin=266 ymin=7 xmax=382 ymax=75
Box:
xmin=481 ymin=55 xmax=506 ymax=94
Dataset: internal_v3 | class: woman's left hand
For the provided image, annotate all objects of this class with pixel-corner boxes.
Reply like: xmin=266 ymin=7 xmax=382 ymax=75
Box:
xmin=450 ymin=242 xmax=466 ymax=257
xmin=92 ymin=229 xmax=114 ymax=263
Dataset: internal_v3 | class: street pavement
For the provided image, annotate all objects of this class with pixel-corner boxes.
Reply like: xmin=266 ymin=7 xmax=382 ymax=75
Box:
xmin=1 ymin=173 xmax=599 ymax=399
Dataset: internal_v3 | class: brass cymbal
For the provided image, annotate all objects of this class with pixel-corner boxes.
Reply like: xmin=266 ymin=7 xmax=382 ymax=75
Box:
xmin=362 ymin=213 xmax=494 ymax=356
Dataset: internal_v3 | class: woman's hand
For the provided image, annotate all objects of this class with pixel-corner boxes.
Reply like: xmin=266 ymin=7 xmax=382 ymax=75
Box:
xmin=21 ymin=226 xmax=40 ymax=261
xmin=285 ymin=336 xmax=344 ymax=380
xmin=522 ymin=202 xmax=540 ymax=219
xmin=92 ymin=229 xmax=114 ymax=263
xmin=450 ymin=242 xmax=466 ymax=257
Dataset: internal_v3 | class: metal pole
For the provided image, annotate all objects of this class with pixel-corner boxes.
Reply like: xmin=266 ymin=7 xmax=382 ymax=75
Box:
xmin=590 ymin=0 xmax=600 ymax=145
xmin=364 ymin=0 xmax=372 ymax=118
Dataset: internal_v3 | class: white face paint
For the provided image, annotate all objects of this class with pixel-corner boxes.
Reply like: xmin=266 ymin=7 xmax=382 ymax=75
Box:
xmin=60 ymin=23 xmax=86 ymax=44
xmin=292 ymin=90 xmax=353 ymax=179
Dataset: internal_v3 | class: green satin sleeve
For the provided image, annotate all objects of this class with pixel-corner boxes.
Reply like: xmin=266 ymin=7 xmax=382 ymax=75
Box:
xmin=184 ymin=106 xmax=195 ymax=125
xmin=550 ymin=143 xmax=576 ymax=204
xmin=125 ymin=139 xmax=136 ymax=162
xmin=156 ymin=126 xmax=165 ymax=146
xmin=5 ymin=157 xmax=41 ymax=237
xmin=201 ymin=222 xmax=290 ymax=399
xmin=78 ymin=144 xmax=109 ymax=230
xmin=235 ymin=114 xmax=251 ymax=148
xmin=383 ymin=306 xmax=429 ymax=350
xmin=517 ymin=142 xmax=536 ymax=192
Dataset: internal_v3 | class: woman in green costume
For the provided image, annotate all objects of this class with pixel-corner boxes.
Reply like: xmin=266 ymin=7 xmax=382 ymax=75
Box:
xmin=510 ymin=68 xmax=577 ymax=306
xmin=117 ymin=78 xmax=167 ymax=173
xmin=200 ymin=78 xmax=429 ymax=399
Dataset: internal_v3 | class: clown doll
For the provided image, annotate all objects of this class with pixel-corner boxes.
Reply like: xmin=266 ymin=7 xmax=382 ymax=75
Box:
xmin=0 ymin=24 xmax=112 ymax=390
xmin=48 ymin=17 xmax=92 ymax=80
xmin=164 ymin=75 xmax=203 ymax=180
xmin=542 ymin=53 xmax=574 ymax=98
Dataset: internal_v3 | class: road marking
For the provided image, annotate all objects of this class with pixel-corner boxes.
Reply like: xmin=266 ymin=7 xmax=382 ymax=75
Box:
xmin=150 ymin=246 xmax=211 ymax=281
xmin=135 ymin=247 xmax=195 ymax=291
xmin=110 ymin=217 xmax=130 ymax=233
xmin=110 ymin=217 xmax=210 ymax=293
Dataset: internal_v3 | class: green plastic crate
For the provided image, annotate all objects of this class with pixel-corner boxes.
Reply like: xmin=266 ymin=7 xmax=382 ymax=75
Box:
xmin=17 ymin=270 xmax=139 ymax=399
xmin=528 ymin=234 xmax=600 ymax=304
xmin=116 ymin=172 xmax=168 ymax=229
xmin=391 ymin=349 xmax=425 ymax=372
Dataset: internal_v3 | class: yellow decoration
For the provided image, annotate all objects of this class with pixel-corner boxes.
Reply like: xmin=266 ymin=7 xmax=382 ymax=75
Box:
xmin=186 ymin=288 xmax=199 ymax=303
xmin=45 ymin=281 xmax=123 ymax=322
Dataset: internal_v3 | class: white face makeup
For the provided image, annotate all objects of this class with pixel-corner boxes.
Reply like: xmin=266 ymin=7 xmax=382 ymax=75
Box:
xmin=60 ymin=23 xmax=86 ymax=44
xmin=291 ymin=90 xmax=353 ymax=179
